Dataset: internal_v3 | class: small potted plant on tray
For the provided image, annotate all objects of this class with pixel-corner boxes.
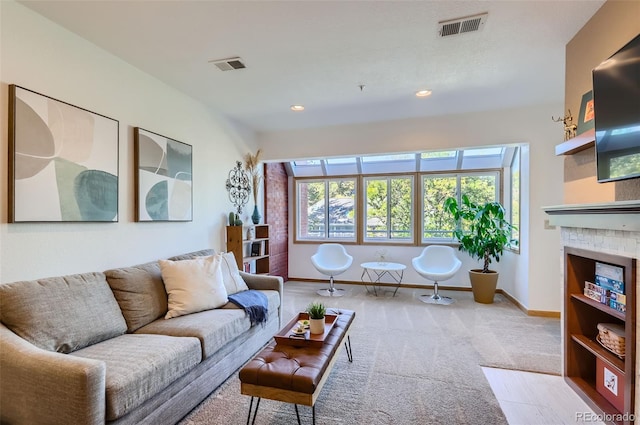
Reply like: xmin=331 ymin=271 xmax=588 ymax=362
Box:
xmin=306 ymin=302 xmax=326 ymax=334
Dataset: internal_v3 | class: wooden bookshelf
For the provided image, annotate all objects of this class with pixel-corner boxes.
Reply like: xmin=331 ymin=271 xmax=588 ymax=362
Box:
xmin=226 ymin=224 xmax=270 ymax=274
xmin=564 ymin=246 xmax=635 ymax=424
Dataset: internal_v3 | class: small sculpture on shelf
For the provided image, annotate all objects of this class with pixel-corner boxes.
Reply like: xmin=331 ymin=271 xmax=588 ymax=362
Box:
xmin=228 ymin=211 xmax=242 ymax=226
xmin=552 ymin=110 xmax=577 ymax=141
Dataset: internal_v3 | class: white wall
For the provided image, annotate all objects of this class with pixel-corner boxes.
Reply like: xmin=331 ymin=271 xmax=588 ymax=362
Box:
xmin=259 ymin=104 xmax=563 ymax=312
xmin=0 ymin=1 xmax=256 ymax=283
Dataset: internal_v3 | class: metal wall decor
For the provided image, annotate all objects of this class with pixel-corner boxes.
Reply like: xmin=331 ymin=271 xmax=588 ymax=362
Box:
xmin=226 ymin=161 xmax=250 ymax=214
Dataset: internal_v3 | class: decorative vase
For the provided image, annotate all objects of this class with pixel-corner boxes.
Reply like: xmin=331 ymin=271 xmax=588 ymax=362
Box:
xmin=309 ymin=317 xmax=325 ymax=335
xmin=251 ymin=205 xmax=261 ymax=225
xmin=247 ymin=226 xmax=255 ymax=240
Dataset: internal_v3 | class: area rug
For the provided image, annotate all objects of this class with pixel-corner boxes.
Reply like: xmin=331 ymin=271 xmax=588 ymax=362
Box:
xmin=179 ymin=282 xmax=561 ymax=425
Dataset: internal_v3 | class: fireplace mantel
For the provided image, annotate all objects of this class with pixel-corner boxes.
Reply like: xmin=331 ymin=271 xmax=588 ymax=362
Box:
xmin=544 ymin=200 xmax=640 ymax=231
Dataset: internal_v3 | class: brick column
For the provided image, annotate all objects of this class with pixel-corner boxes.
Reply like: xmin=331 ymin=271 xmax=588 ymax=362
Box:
xmin=264 ymin=163 xmax=289 ymax=281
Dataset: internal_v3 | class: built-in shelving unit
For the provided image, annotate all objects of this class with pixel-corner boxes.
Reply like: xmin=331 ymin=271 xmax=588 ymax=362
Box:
xmin=226 ymin=224 xmax=270 ymax=274
xmin=555 ymin=128 xmax=595 ymax=155
xmin=564 ymin=246 xmax=636 ymax=424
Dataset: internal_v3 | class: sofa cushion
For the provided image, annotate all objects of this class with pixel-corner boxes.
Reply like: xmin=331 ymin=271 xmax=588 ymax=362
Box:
xmin=159 ymin=255 xmax=228 ymax=319
xmin=0 ymin=272 xmax=127 ymax=353
xmin=105 ymin=261 xmax=167 ymax=332
xmin=216 ymin=252 xmax=249 ymax=295
xmin=137 ymin=289 xmax=280 ymax=359
xmin=70 ymin=333 xmax=201 ymax=421
xmin=104 ymin=250 xmax=216 ymax=332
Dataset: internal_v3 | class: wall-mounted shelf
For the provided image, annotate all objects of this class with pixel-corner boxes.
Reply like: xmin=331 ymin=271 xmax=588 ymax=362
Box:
xmin=555 ymin=128 xmax=595 ymax=155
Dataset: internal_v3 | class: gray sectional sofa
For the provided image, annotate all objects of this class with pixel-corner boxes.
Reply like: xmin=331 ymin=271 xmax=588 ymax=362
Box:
xmin=0 ymin=249 xmax=283 ymax=425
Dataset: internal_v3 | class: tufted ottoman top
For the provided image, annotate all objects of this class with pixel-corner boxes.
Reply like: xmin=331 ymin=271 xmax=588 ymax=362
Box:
xmin=239 ymin=309 xmax=355 ymax=394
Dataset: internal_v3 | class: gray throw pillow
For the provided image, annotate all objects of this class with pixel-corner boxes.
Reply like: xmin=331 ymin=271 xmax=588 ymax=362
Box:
xmin=0 ymin=272 xmax=127 ymax=353
xmin=105 ymin=262 xmax=167 ymax=332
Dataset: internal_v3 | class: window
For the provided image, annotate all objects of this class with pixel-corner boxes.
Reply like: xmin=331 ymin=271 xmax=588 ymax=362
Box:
xmin=292 ymin=146 xmax=513 ymax=247
xmin=421 ymin=172 xmax=499 ymax=242
xmin=362 ymin=153 xmax=415 ymax=162
xmin=364 ymin=176 xmax=414 ymax=242
xmin=422 ymin=175 xmax=457 ymax=239
xmin=296 ymin=179 xmax=356 ymax=240
xmin=510 ymin=148 xmax=520 ymax=249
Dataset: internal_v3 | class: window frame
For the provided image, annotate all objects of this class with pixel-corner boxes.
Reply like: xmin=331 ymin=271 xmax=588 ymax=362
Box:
xmin=508 ymin=148 xmax=521 ymax=252
xmin=293 ymin=176 xmax=358 ymax=243
xmin=419 ymin=169 xmax=501 ymax=244
xmin=293 ymin=168 xmax=506 ymax=247
xmin=362 ymin=174 xmax=415 ymax=244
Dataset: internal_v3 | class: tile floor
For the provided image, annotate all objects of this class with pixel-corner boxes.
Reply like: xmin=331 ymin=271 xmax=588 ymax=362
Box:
xmin=483 ymin=367 xmax=606 ymax=425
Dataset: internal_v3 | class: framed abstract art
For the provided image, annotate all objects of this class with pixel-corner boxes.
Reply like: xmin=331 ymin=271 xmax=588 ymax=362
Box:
xmin=8 ymin=85 xmax=119 ymax=222
xmin=134 ymin=128 xmax=193 ymax=222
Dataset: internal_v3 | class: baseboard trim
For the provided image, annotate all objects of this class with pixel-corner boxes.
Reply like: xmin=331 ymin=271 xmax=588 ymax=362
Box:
xmin=285 ymin=277 xmax=470 ymax=291
xmin=287 ymin=278 xmax=560 ymax=318
xmin=497 ymin=289 xmax=561 ymax=318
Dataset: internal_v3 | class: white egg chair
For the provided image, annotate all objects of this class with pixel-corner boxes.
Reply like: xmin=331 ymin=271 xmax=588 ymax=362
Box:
xmin=412 ymin=245 xmax=462 ymax=305
xmin=310 ymin=244 xmax=353 ymax=297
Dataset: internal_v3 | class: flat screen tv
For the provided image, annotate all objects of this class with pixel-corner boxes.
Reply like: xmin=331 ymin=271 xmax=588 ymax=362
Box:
xmin=592 ymin=33 xmax=640 ymax=183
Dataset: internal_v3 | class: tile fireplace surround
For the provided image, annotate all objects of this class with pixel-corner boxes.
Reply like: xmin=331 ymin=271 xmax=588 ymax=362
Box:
xmin=545 ymin=200 xmax=640 ymax=413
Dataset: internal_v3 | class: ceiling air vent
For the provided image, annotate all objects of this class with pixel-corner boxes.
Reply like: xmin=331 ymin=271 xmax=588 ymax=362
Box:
xmin=209 ymin=57 xmax=246 ymax=71
xmin=438 ymin=13 xmax=488 ymax=38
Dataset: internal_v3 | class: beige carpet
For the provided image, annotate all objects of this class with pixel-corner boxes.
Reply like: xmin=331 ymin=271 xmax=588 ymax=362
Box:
xmin=179 ymin=282 xmax=561 ymax=424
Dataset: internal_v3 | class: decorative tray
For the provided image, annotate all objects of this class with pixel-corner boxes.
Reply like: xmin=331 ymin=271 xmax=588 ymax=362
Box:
xmin=273 ymin=312 xmax=338 ymax=348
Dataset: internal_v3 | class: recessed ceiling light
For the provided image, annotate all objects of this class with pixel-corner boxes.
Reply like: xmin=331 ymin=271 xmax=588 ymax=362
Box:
xmin=416 ymin=90 xmax=432 ymax=97
xmin=291 ymin=105 xmax=305 ymax=111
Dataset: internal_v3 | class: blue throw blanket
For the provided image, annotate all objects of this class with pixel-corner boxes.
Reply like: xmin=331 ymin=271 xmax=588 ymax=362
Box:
xmin=228 ymin=290 xmax=268 ymax=327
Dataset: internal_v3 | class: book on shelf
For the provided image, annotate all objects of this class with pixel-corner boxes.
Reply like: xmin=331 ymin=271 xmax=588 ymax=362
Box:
xmin=609 ymin=291 xmax=626 ymax=304
xmin=595 ymin=262 xmax=624 ymax=282
xmin=584 ymin=287 xmax=608 ymax=304
xmin=609 ymin=299 xmax=626 ymax=313
xmin=595 ymin=274 xmax=624 ymax=294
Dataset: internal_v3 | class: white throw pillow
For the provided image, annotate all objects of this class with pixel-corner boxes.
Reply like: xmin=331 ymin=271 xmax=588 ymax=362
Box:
xmin=218 ymin=252 xmax=250 ymax=295
xmin=159 ymin=255 xmax=228 ymax=319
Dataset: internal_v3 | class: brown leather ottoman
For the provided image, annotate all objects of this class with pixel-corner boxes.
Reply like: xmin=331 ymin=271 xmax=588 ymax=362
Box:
xmin=239 ymin=309 xmax=355 ymax=425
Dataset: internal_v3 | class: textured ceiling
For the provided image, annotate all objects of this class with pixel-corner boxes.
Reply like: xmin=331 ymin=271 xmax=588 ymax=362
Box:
xmin=19 ymin=0 xmax=605 ymax=132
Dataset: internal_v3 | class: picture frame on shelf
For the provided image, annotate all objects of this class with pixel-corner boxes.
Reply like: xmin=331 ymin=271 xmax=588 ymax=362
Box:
xmin=134 ymin=128 xmax=193 ymax=222
xmin=8 ymin=85 xmax=119 ymax=223
xmin=576 ymin=90 xmax=595 ymax=135
xmin=251 ymin=241 xmax=261 ymax=256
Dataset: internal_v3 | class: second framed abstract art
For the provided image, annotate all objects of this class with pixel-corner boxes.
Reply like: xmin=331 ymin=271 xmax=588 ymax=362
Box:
xmin=134 ymin=128 xmax=193 ymax=222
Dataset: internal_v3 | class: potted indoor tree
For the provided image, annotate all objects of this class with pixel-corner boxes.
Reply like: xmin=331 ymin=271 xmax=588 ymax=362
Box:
xmin=444 ymin=195 xmax=516 ymax=304
xmin=306 ymin=302 xmax=326 ymax=334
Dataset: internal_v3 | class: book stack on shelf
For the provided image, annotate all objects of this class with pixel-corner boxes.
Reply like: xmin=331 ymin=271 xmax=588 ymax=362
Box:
xmin=584 ymin=262 xmax=626 ymax=313
xmin=596 ymin=262 xmax=626 ymax=314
